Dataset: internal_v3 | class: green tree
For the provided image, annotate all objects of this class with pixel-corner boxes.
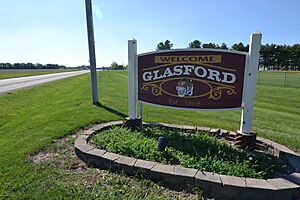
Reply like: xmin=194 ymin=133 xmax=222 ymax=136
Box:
xmin=156 ymin=40 xmax=173 ymax=50
xmin=220 ymin=42 xmax=228 ymax=49
xmin=110 ymin=61 xmax=124 ymax=70
xmin=188 ymin=40 xmax=201 ymax=48
xmin=231 ymin=42 xmax=246 ymax=51
xmin=110 ymin=61 xmax=118 ymax=69
xmin=260 ymin=44 xmax=272 ymax=70
xmin=202 ymin=43 xmax=217 ymax=48
xmin=268 ymin=44 xmax=277 ymax=70
xmin=291 ymin=44 xmax=300 ymax=71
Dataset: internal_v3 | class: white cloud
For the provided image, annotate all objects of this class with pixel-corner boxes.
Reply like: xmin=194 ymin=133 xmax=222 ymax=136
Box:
xmin=93 ymin=4 xmax=103 ymax=20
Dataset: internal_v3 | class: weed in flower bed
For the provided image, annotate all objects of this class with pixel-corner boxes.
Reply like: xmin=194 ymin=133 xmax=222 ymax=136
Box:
xmin=90 ymin=126 xmax=291 ymax=179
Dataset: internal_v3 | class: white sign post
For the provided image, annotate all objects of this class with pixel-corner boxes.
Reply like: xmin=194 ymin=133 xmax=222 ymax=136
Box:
xmin=128 ymin=39 xmax=138 ymax=120
xmin=240 ymin=32 xmax=262 ymax=134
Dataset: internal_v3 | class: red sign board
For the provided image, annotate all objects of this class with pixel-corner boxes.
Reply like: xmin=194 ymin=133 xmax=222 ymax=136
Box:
xmin=138 ymin=50 xmax=246 ymax=109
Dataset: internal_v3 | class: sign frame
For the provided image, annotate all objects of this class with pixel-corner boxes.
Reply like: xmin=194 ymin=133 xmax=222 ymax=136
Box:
xmin=128 ymin=32 xmax=262 ymax=134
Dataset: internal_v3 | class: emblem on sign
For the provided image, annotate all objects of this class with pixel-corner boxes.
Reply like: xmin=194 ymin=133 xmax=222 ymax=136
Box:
xmin=176 ymin=79 xmax=193 ymax=97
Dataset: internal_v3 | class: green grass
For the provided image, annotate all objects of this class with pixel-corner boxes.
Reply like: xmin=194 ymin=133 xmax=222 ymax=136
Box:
xmin=27 ymin=131 xmax=201 ymax=199
xmin=91 ymin=126 xmax=289 ymax=179
xmin=0 ymin=69 xmax=76 ymax=80
xmin=0 ymin=71 xmax=299 ymax=198
xmin=257 ymin=71 xmax=300 ymax=88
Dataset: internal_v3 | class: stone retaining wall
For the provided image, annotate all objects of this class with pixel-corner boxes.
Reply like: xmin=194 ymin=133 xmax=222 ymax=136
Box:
xmin=75 ymin=121 xmax=300 ymax=200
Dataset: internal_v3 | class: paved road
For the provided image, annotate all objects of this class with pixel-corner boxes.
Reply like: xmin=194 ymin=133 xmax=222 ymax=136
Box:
xmin=0 ymin=70 xmax=89 ymax=94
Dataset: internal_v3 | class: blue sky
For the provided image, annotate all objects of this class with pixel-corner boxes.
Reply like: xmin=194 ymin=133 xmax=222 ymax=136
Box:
xmin=0 ymin=0 xmax=299 ymax=67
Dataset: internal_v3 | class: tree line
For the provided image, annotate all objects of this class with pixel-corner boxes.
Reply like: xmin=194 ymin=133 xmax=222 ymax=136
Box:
xmin=156 ymin=40 xmax=300 ymax=71
xmin=0 ymin=62 xmax=128 ymax=70
xmin=0 ymin=63 xmax=66 ymax=70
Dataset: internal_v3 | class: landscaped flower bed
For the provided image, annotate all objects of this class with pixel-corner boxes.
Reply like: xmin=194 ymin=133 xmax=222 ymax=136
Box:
xmin=90 ymin=125 xmax=291 ymax=179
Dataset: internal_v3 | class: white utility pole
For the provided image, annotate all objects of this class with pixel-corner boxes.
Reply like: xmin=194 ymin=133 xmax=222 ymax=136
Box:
xmin=85 ymin=0 xmax=99 ymax=104
xmin=240 ymin=32 xmax=262 ymax=133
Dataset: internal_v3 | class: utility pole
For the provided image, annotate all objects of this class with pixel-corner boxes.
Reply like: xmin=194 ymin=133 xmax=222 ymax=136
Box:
xmin=85 ymin=0 xmax=99 ymax=104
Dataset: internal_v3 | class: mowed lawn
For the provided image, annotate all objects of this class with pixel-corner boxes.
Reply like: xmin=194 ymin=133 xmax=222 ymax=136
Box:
xmin=257 ymin=71 xmax=300 ymax=88
xmin=0 ymin=69 xmax=76 ymax=80
xmin=0 ymin=71 xmax=299 ymax=199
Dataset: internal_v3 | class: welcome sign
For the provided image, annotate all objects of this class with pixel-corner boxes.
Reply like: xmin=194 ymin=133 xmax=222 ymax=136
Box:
xmin=138 ymin=50 xmax=246 ymax=109
xmin=128 ymin=33 xmax=261 ymax=134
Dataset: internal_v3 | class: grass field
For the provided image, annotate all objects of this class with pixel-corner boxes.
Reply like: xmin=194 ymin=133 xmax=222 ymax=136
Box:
xmin=0 ymin=71 xmax=299 ymax=199
xmin=257 ymin=71 xmax=300 ymax=88
xmin=0 ymin=69 xmax=76 ymax=80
